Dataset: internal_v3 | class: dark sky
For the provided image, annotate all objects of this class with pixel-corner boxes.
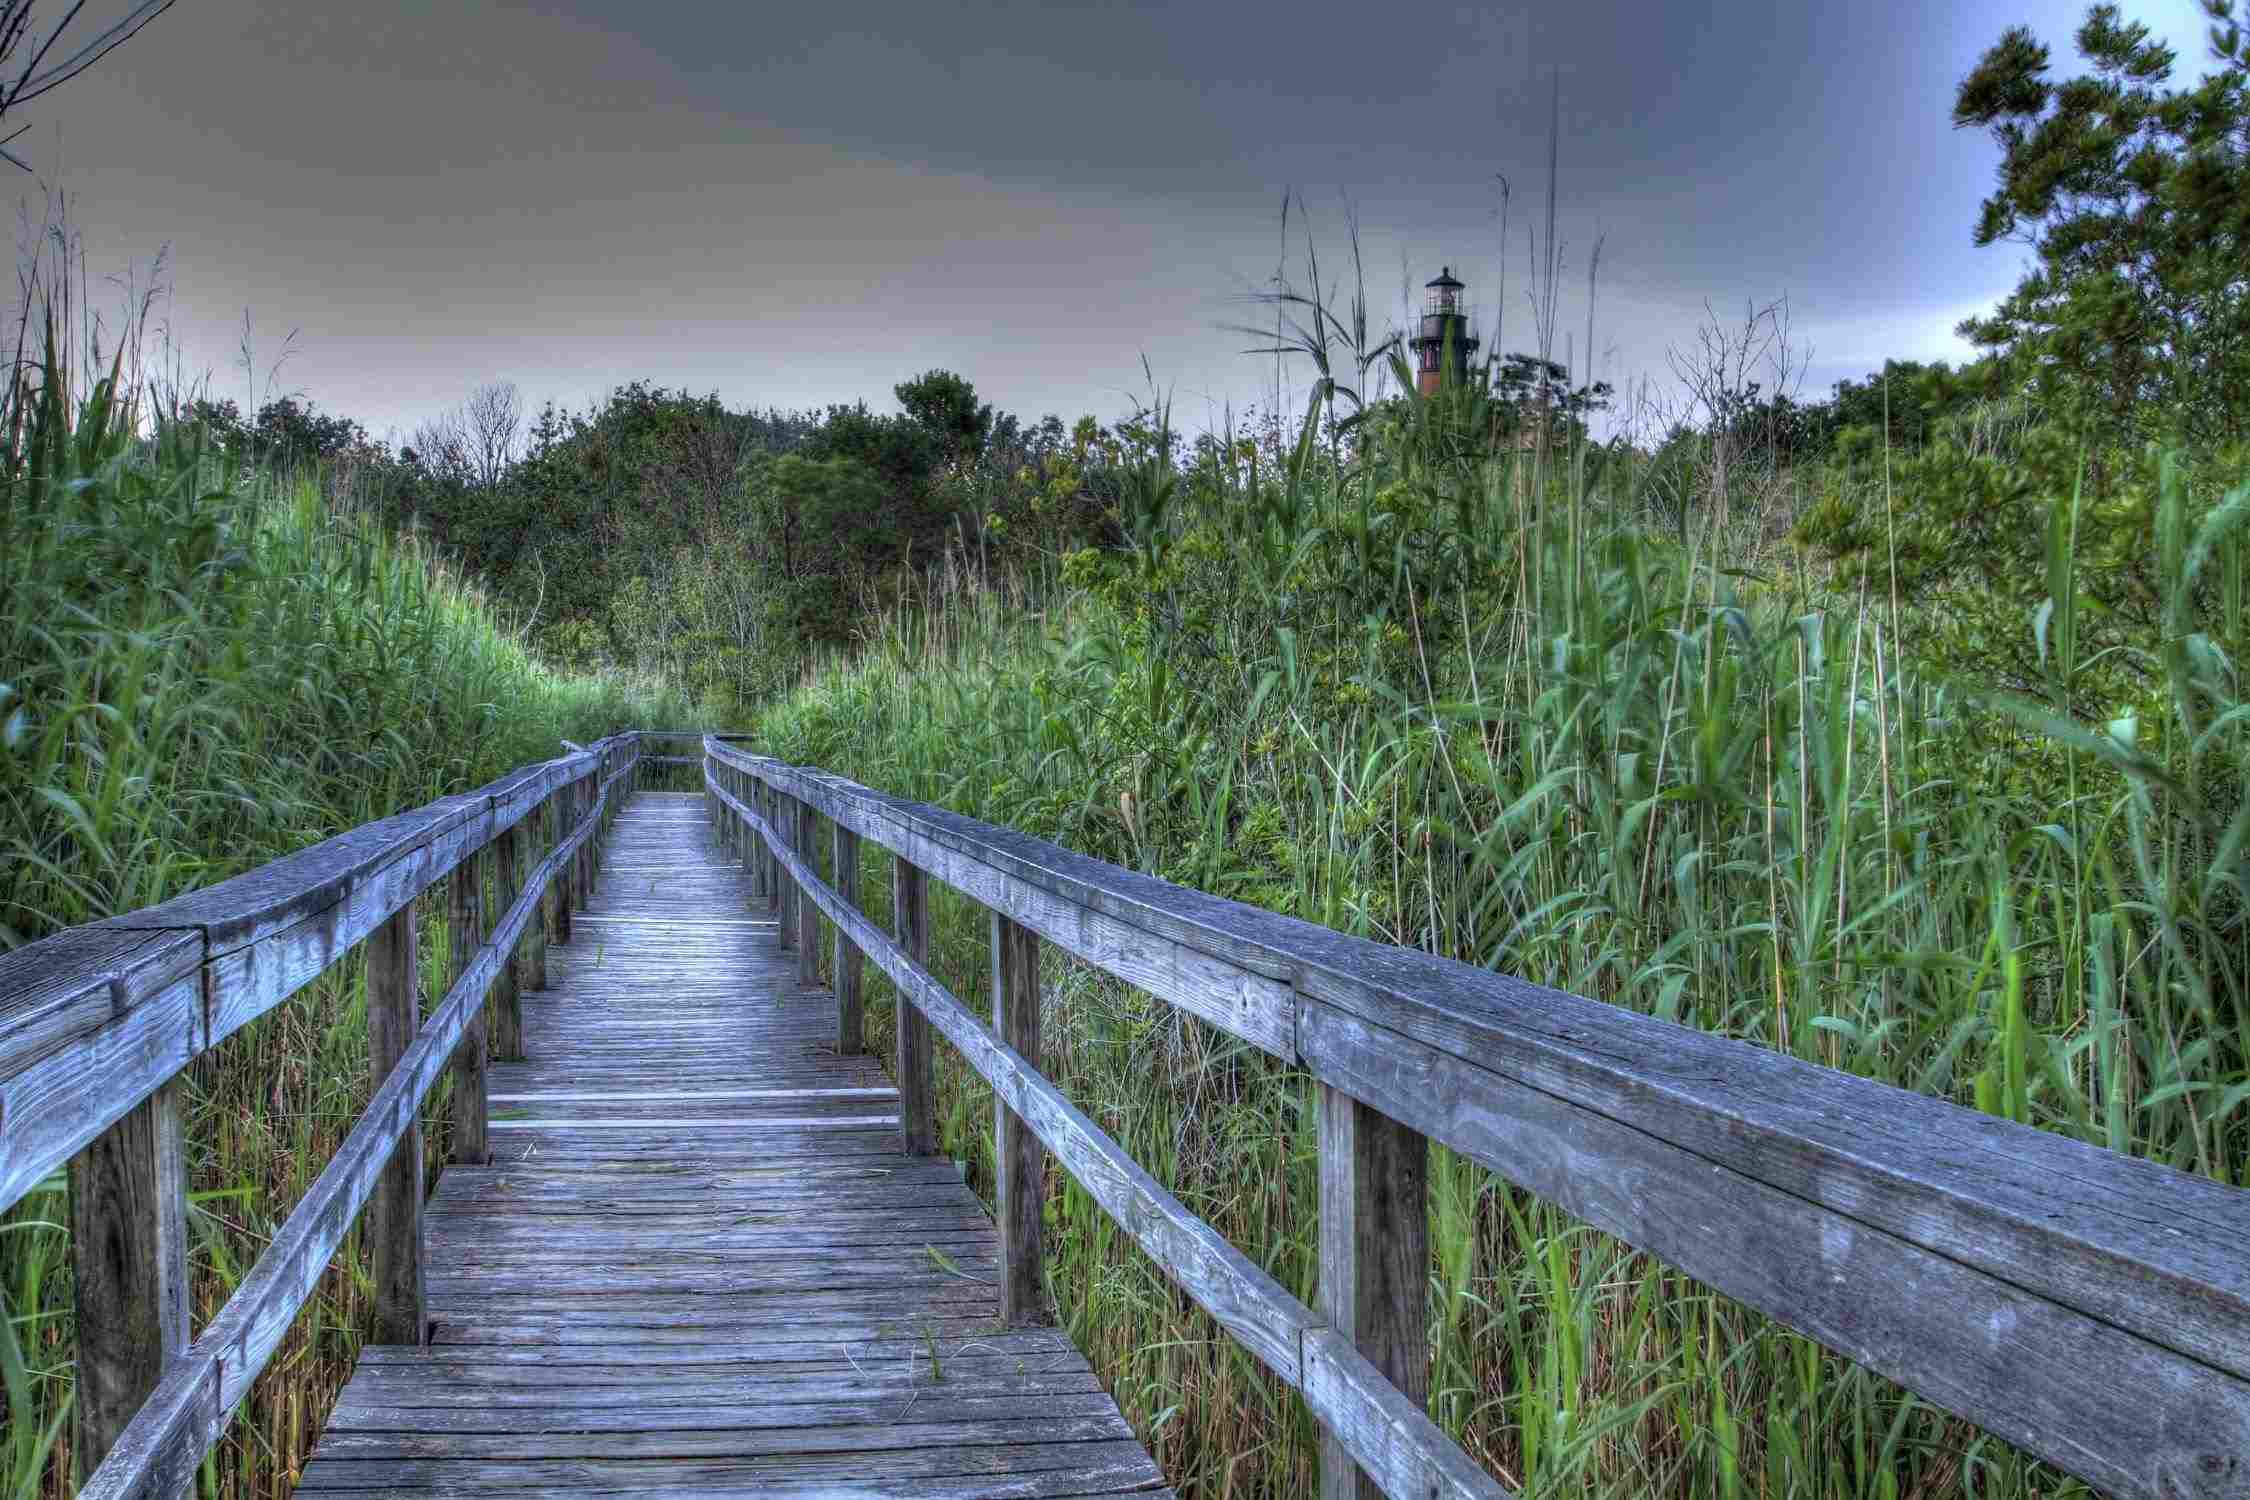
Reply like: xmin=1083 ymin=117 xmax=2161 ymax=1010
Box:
xmin=19 ymin=0 xmax=2229 ymax=447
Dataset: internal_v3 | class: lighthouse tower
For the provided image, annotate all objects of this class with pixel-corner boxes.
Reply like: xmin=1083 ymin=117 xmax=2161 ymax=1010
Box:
xmin=1407 ymin=267 xmax=1479 ymax=397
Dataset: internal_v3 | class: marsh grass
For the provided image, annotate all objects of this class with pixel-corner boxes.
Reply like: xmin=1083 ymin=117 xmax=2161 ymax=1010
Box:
xmin=0 ymin=265 xmax=689 ymax=1493
xmin=759 ymin=368 xmax=2247 ymax=1495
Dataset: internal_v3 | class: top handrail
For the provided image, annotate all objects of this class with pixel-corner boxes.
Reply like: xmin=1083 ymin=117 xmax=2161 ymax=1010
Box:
xmin=0 ymin=734 xmax=637 ymax=1212
xmin=706 ymin=740 xmax=2250 ymax=1500
xmin=1 ymin=729 xmax=648 ymax=1494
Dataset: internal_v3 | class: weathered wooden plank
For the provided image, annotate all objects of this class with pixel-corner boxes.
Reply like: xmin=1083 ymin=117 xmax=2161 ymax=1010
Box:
xmin=286 ymin=786 xmax=1168 ymax=1500
xmin=357 ymin=1327 xmax=1077 ymax=1364
xmin=776 ymin=789 xmax=796 ymax=950
xmin=6 ymin=754 xmax=621 ymax=1218
xmin=553 ymin=780 xmax=578 ymax=945
xmin=450 ymin=846 xmax=492 ymax=1167
xmin=1317 ymin=1083 xmax=1428 ymax=1500
xmin=79 ymin=818 xmax=575 ymax=1499
xmin=100 ymin=748 xmax=599 ymax=958
xmin=366 ymin=901 xmax=426 ymax=1349
xmin=8 ymin=777 xmax=628 ymax=1225
xmin=293 ymin=1441 xmax=1166 ymax=1495
xmin=719 ymin=750 xmax=1295 ymax=1059
xmin=732 ymin=790 xmax=1304 ymax=1379
xmin=329 ymin=1367 xmax=1107 ymax=1406
xmin=796 ymin=798 xmax=821 ymax=988
xmin=573 ymin=775 xmax=593 ymax=915
xmin=0 ymin=927 xmax=202 ymax=1214
xmin=1299 ymin=996 xmax=2250 ymax=1498
xmin=525 ymin=796 xmax=551 ymax=992
xmin=491 ymin=823 xmax=524 ymax=1060
xmin=0 ymin=925 xmax=196 ymax=1066
xmin=894 ymin=856 xmax=937 ymax=1158
xmin=834 ymin=820 xmax=863 ymax=1055
xmin=69 ymin=1077 xmax=189 ymax=1491
xmin=992 ymin=910 xmax=1048 ymax=1327
xmin=1302 ymin=1328 xmax=1513 ymax=1500
xmin=714 ymin=745 xmax=2250 ymax=1499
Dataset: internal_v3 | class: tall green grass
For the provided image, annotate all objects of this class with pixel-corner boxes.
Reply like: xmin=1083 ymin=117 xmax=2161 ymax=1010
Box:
xmin=758 ymin=389 xmax=2247 ymax=1495
xmin=0 ymin=308 xmax=691 ymax=1494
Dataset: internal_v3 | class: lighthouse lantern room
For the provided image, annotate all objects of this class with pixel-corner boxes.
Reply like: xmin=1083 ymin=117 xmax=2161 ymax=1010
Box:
xmin=1407 ymin=267 xmax=1480 ymax=396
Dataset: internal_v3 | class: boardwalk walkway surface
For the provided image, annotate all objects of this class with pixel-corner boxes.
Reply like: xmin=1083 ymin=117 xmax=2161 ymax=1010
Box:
xmin=298 ymin=791 xmax=1169 ymax=1497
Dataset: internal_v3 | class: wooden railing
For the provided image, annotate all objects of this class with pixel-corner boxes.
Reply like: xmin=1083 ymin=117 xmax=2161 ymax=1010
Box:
xmin=704 ymin=741 xmax=2250 ymax=1500
xmin=0 ymin=733 xmax=646 ymax=1495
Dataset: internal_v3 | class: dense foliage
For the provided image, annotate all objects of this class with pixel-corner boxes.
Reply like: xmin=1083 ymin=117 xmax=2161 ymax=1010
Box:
xmin=1953 ymin=0 xmax=2250 ymax=450
xmin=8 ymin=3 xmax=2244 ymax=1494
xmin=0 ymin=314 xmax=690 ymax=1494
xmin=754 ymin=361 xmax=2248 ymax=1500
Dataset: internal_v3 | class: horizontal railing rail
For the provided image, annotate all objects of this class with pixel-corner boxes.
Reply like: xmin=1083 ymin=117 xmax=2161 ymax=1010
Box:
xmin=0 ymin=731 xmax=650 ymax=1494
xmin=705 ymin=740 xmax=2250 ymax=1500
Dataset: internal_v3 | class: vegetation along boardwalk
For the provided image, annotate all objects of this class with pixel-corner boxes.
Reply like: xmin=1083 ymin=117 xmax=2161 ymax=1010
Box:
xmin=297 ymin=789 xmax=1170 ymax=1496
xmin=6 ymin=731 xmax=2246 ymax=1499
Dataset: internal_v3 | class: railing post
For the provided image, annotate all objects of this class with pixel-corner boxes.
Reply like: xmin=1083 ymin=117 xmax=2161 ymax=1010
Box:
xmin=795 ymin=798 xmax=821 ymax=989
xmin=775 ymin=791 xmax=796 ymax=951
xmin=366 ymin=900 xmax=427 ymax=1348
xmin=552 ymin=783 xmax=575 ymax=947
xmin=69 ymin=1079 xmax=189 ymax=1487
xmin=767 ymin=784 xmax=785 ymax=924
xmin=742 ymin=770 xmax=764 ymax=899
xmin=893 ymin=857 xmax=936 ymax=1157
xmin=1316 ymin=1084 xmax=1430 ymax=1500
xmin=449 ymin=845 xmax=491 ymax=1166
xmin=992 ymin=911 xmax=1049 ymax=1326
xmin=573 ymin=774 xmax=593 ymax=914
xmin=833 ymin=819 xmax=862 ymax=1055
xmin=526 ymin=794 xmax=552 ymax=989
xmin=727 ymin=767 xmax=744 ymax=869
xmin=492 ymin=821 xmax=524 ymax=1060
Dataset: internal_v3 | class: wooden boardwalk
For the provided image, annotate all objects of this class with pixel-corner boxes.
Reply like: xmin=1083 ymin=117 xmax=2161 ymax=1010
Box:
xmin=297 ymin=791 xmax=1168 ymax=1498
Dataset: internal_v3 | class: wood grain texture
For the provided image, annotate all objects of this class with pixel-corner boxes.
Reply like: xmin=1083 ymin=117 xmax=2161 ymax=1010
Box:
xmin=448 ymin=847 xmax=491 ymax=1168
xmin=293 ymin=790 xmax=1164 ymax=1499
xmin=1317 ymin=1082 xmax=1428 ymax=1500
xmin=718 ymin=779 xmax=1504 ymax=1500
xmin=68 ymin=1077 xmax=189 ymax=1491
xmin=993 ymin=910 xmax=1048 ymax=1327
xmin=365 ymin=902 xmax=426 ymax=1349
xmin=79 ymin=790 xmax=616 ymax=1498
xmin=730 ymin=749 xmax=1296 ymax=1059
xmin=490 ymin=823 xmax=523 ymax=1061
xmin=796 ymin=798 xmax=821 ymax=989
xmin=834 ymin=820 xmax=864 ymax=1056
xmin=709 ymin=745 xmax=2250 ymax=1499
xmin=776 ymin=790 xmax=796 ymax=949
xmin=0 ymin=927 xmax=202 ymax=1214
xmin=525 ymin=797 xmax=551 ymax=993
xmin=2 ymin=745 xmax=627 ymax=1217
xmin=894 ymin=856 xmax=937 ymax=1157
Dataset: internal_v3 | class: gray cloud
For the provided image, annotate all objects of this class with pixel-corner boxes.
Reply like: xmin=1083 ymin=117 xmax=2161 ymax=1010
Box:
xmin=20 ymin=0 xmax=2230 ymax=444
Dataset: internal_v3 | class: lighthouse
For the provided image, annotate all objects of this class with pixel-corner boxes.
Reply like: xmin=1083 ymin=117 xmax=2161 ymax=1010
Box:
xmin=1407 ymin=267 xmax=1479 ymax=396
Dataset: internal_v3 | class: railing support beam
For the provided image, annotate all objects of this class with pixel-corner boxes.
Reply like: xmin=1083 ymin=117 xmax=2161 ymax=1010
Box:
xmin=449 ymin=846 xmax=491 ymax=1166
xmin=894 ymin=857 xmax=936 ymax=1156
xmin=993 ymin=911 xmax=1049 ymax=1326
xmin=69 ymin=1078 xmax=189 ymax=1490
xmin=795 ymin=799 xmax=820 ymax=988
xmin=833 ymin=821 xmax=863 ymax=1054
xmin=1317 ymin=1083 xmax=1430 ymax=1500
xmin=492 ymin=822 xmax=525 ymax=1060
xmin=527 ymin=794 xmax=553 ymax=988
xmin=366 ymin=901 xmax=427 ymax=1347
xmin=775 ymin=791 xmax=795 ymax=947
